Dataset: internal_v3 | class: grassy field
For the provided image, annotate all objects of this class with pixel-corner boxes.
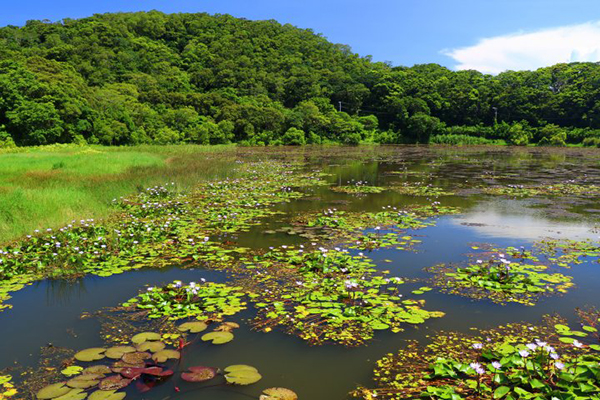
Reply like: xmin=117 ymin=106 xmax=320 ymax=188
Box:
xmin=0 ymin=144 xmax=237 ymax=244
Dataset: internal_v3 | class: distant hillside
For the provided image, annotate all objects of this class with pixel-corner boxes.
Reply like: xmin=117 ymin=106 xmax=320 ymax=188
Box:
xmin=1 ymin=11 xmax=600 ymax=146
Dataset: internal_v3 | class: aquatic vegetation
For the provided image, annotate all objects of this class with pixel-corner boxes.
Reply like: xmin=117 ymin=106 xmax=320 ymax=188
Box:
xmin=0 ymin=375 xmax=17 ymax=399
xmin=260 ymin=387 xmax=298 ymax=400
xmin=122 ymin=281 xmax=247 ymax=321
xmin=536 ymin=239 xmax=600 ymax=267
xmin=223 ymin=365 xmax=262 ymax=385
xmin=483 ymin=182 xmax=600 ymax=197
xmin=246 ymin=247 xmax=444 ymax=345
xmin=428 ymin=250 xmax=574 ymax=305
xmin=33 ymin=327 xmax=265 ymax=399
xmin=348 ymin=232 xmax=421 ymax=251
xmin=392 ymin=182 xmax=454 ymax=197
xmin=352 ymin=316 xmax=600 ymax=399
xmin=0 ymin=160 xmax=329 ymax=311
xmin=331 ymin=182 xmax=386 ymax=194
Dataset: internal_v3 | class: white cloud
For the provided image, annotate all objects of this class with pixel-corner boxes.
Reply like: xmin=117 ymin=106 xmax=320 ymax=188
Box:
xmin=443 ymin=21 xmax=600 ymax=74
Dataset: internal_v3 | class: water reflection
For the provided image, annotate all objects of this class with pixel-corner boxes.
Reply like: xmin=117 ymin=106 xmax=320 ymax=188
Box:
xmin=454 ymin=199 xmax=598 ymax=241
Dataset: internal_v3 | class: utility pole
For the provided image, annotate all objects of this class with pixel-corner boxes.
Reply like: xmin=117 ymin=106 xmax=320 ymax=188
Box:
xmin=338 ymin=101 xmax=342 ymax=112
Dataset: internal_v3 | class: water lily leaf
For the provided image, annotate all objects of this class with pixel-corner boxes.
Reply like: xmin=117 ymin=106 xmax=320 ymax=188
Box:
xmin=135 ymin=341 xmax=165 ymax=353
xmin=131 ymin=332 xmax=161 ymax=345
xmin=201 ymin=331 xmax=234 ymax=344
xmin=224 ymin=365 xmax=258 ymax=373
xmin=214 ymin=322 xmax=240 ymax=332
xmin=105 ymin=347 xmax=136 ymax=360
xmin=120 ymin=367 xmax=173 ymax=379
xmin=224 ymin=367 xmax=262 ymax=385
xmin=181 ymin=366 xmax=218 ymax=382
xmin=74 ymin=348 xmax=106 ymax=362
xmin=61 ymin=366 xmax=84 ymax=377
xmin=54 ymin=388 xmax=87 ymax=400
xmin=177 ymin=321 xmax=208 ymax=333
xmin=83 ymin=366 xmax=111 ymax=376
xmin=66 ymin=374 xmax=102 ymax=389
xmin=260 ymin=387 xmax=298 ymax=400
xmin=37 ymin=383 xmax=72 ymax=399
xmin=121 ymin=352 xmax=150 ymax=364
xmin=88 ymin=390 xmax=126 ymax=400
xmin=111 ymin=361 xmax=145 ymax=374
xmin=98 ymin=376 xmax=132 ymax=391
xmin=151 ymin=350 xmax=180 ymax=363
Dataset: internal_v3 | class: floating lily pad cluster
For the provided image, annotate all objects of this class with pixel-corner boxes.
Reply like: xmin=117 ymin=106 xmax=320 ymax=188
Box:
xmin=391 ymin=182 xmax=454 ymax=197
xmin=0 ymin=374 xmax=17 ymax=398
xmin=330 ymin=182 xmax=386 ymax=194
xmin=0 ymin=161 xmax=330 ymax=311
xmin=35 ymin=320 xmax=272 ymax=400
xmin=352 ymin=315 xmax=600 ymax=400
xmin=483 ymin=183 xmax=600 ymax=197
xmin=246 ymin=247 xmax=444 ymax=346
xmin=428 ymin=249 xmax=574 ymax=306
xmin=123 ymin=281 xmax=247 ymax=321
xmin=535 ymin=239 xmax=600 ymax=267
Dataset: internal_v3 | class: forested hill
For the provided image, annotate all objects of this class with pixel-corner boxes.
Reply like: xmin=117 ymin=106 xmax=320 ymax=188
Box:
xmin=1 ymin=11 xmax=600 ymax=147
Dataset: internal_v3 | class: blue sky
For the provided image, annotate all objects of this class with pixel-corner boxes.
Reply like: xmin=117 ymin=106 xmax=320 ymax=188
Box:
xmin=3 ymin=0 xmax=600 ymax=73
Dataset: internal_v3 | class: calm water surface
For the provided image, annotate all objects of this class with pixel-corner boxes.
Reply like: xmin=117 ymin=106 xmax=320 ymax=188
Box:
xmin=2 ymin=146 xmax=600 ymax=399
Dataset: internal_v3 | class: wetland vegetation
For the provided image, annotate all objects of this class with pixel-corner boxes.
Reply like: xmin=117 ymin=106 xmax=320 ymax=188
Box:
xmin=2 ymin=145 xmax=600 ymax=399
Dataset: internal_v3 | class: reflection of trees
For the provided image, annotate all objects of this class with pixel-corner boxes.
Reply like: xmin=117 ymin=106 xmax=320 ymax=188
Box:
xmin=45 ymin=278 xmax=88 ymax=307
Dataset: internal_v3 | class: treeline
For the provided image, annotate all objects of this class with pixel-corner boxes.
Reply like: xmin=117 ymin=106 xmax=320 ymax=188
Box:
xmin=1 ymin=11 xmax=600 ymax=147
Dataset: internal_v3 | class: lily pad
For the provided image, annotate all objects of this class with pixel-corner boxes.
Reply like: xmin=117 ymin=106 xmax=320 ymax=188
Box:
xmin=131 ymin=332 xmax=161 ymax=345
xmin=177 ymin=321 xmax=208 ymax=333
xmin=74 ymin=348 xmax=106 ymax=362
xmin=224 ymin=365 xmax=262 ymax=385
xmin=66 ymin=374 xmax=102 ymax=389
xmin=136 ymin=341 xmax=165 ymax=353
xmin=111 ymin=361 xmax=144 ymax=374
xmin=37 ymin=383 xmax=72 ymax=399
xmin=54 ymin=388 xmax=88 ymax=400
xmin=151 ymin=349 xmax=180 ymax=363
xmin=201 ymin=331 xmax=234 ymax=344
xmin=120 ymin=367 xmax=173 ymax=379
xmin=61 ymin=366 xmax=84 ymax=377
xmin=214 ymin=322 xmax=240 ymax=332
xmin=98 ymin=376 xmax=132 ymax=391
xmin=83 ymin=366 xmax=111 ymax=376
xmin=181 ymin=366 xmax=218 ymax=382
xmin=105 ymin=347 xmax=136 ymax=360
xmin=121 ymin=352 xmax=150 ymax=364
xmin=89 ymin=390 xmax=126 ymax=400
xmin=260 ymin=387 xmax=298 ymax=400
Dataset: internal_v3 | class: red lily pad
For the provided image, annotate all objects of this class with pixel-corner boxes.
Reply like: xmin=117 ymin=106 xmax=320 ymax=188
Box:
xmin=181 ymin=366 xmax=218 ymax=382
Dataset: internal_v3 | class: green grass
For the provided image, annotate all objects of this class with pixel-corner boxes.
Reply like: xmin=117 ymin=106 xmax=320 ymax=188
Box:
xmin=0 ymin=144 xmax=236 ymax=244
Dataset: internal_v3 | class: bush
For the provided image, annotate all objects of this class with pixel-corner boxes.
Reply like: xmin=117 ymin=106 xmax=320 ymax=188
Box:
xmin=405 ymin=113 xmax=445 ymax=144
xmin=507 ymin=122 xmax=533 ymax=146
xmin=429 ymin=134 xmax=505 ymax=145
xmin=281 ymin=127 xmax=306 ymax=145
xmin=537 ymin=124 xmax=566 ymax=146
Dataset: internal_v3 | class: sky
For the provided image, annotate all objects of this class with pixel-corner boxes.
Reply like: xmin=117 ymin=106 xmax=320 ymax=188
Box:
xmin=2 ymin=0 xmax=600 ymax=74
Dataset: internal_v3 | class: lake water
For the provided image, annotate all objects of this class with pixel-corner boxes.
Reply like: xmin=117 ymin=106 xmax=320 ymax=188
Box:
xmin=2 ymin=146 xmax=600 ymax=399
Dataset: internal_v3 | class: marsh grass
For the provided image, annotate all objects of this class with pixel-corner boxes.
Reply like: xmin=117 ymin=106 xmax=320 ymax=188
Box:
xmin=0 ymin=144 xmax=236 ymax=244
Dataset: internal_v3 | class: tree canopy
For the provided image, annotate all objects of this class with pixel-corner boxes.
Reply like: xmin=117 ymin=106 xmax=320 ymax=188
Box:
xmin=1 ymin=11 xmax=600 ymax=147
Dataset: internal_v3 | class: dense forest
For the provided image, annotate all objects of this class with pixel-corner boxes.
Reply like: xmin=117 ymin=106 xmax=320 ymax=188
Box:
xmin=1 ymin=11 xmax=600 ymax=147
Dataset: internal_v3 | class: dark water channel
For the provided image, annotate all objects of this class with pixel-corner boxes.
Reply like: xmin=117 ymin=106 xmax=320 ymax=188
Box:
xmin=2 ymin=146 xmax=600 ymax=399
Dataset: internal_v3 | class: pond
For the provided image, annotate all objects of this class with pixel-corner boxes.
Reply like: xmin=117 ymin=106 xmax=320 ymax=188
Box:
xmin=2 ymin=146 xmax=600 ymax=399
